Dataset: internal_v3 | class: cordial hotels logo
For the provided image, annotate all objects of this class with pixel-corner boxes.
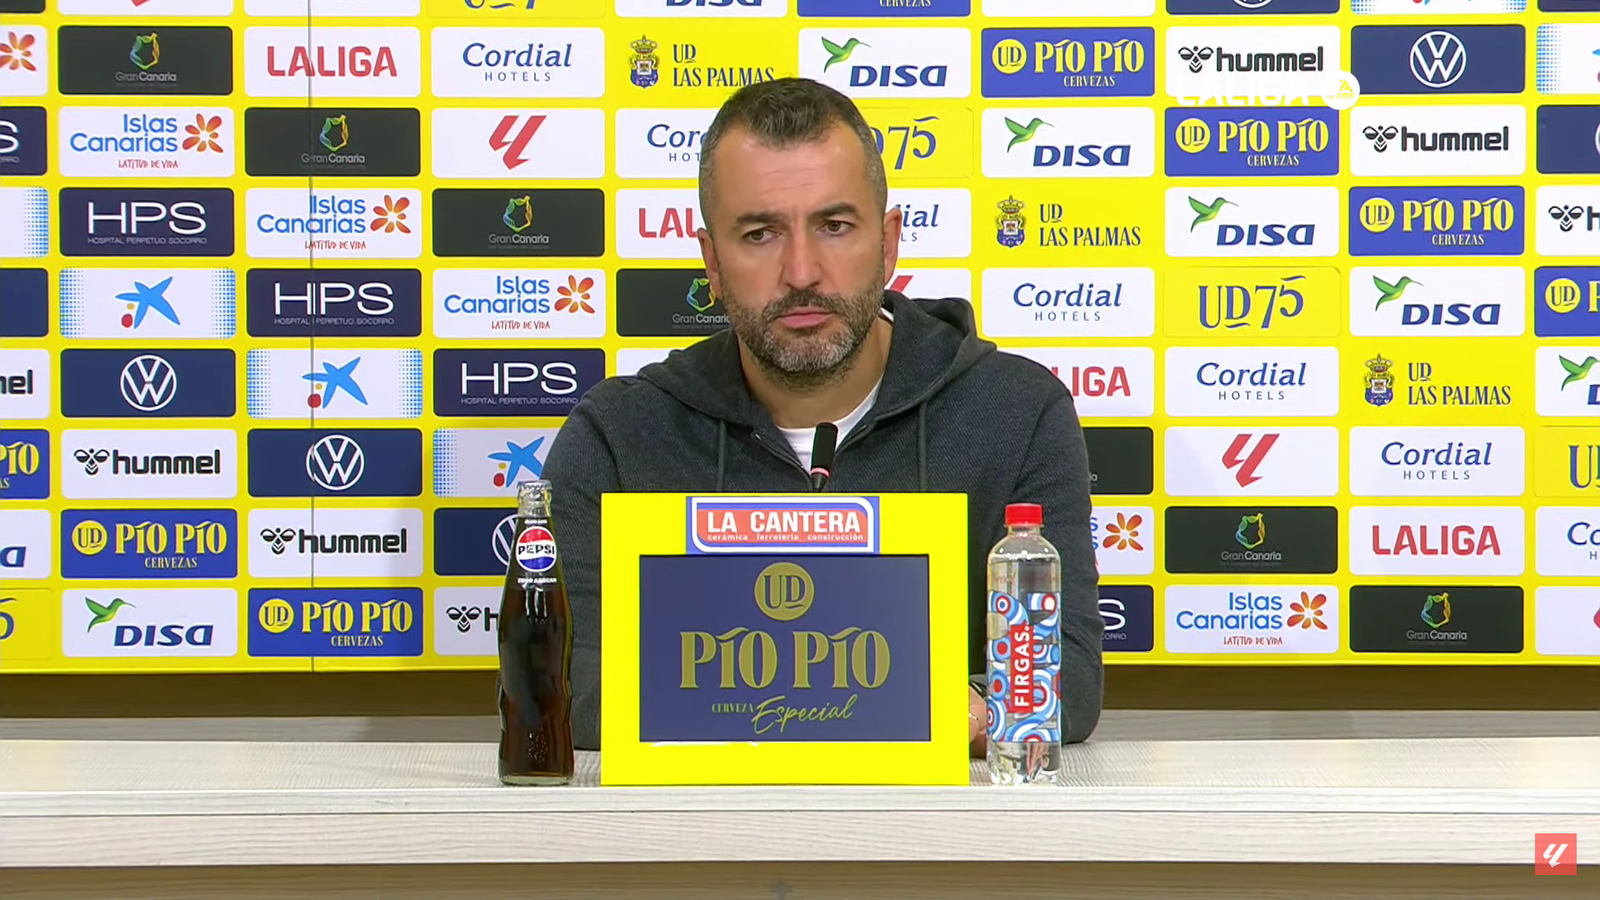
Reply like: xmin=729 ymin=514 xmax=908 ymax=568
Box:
xmin=980 ymin=107 xmax=1155 ymax=179
xmin=980 ymin=268 xmax=1156 ymax=338
xmin=1007 ymin=347 xmax=1155 ymax=417
xmin=61 ymin=509 xmax=235 ymax=580
xmin=616 ymin=188 xmax=703 ymax=260
xmin=1090 ymin=505 xmax=1155 ymax=576
xmin=1350 ymin=105 xmax=1524 ymax=178
xmin=1351 ymin=186 xmax=1523 ymax=257
xmin=1348 ymin=267 xmax=1524 ymax=337
xmin=800 ymin=27 xmax=972 ymax=99
xmin=1537 ymin=347 xmax=1600 ymax=417
xmin=1538 ymin=187 xmax=1600 ymax=258
xmin=1535 ymin=508 xmax=1600 ymax=578
xmin=245 ymin=348 xmax=423 ymax=420
xmin=1165 ymin=186 xmax=1339 ymax=257
xmin=0 ymin=429 xmax=51 ymax=501
xmin=1165 ymin=108 xmax=1340 ymax=178
xmin=61 ymin=429 xmax=236 ymax=500
xmin=246 ymin=428 xmax=423 ymax=498
xmin=980 ymin=27 xmax=1156 ymax=98
xmin=1165 ymin=347 xmax=1340 ymax=417
xmin=246 ymin=189 xmax=422 ymax=260
xmin=247 ymin=508 xmax=423 ymax=579
xmin=430 ymin=109 xmax=606 ymax=180
xmin=432 ymin=427 xmax=559 ymax=499
xmin=1165 ymin=585 xmax=1340 ymax=654
xmin=244 ymin=268 xmax=423 ymax=338
xmin=0 ymin=187 xmax=49 ymax=258
xmin=0 ymin=27 xmax=48 ymax=97
xmin=615 ymin=108 xmax=714 ymax=179
xmin=431 ymin=27 xmax=604 ymax=98
xmin=245 ymin=27 xmax=420 ymax=98
xmin=1350 ymin=505 xmax=1523 ymax=578
xmin=1349 ymin=426 xmax=1525 ymax=497
xmin=0 ymin=509 xmax=52 ymax=579
xmin=1351 ymin=24 xmax=1525 ymax=95
xmin=433 ymin=270 xmax=607 ymax=339
xmin=62 ymin=589 xmax=238 ymax=658
xmin=60 ymin=108 xmax=234 ymax=178
xmin=1165 ymin=26 xmax=1340 ymax=99
xmin=60 ymin=188 xmax=234 ymax=258
xmin=0 ymin=348 xmax=51 ymax=420
xmin=1537 ymin=268 xmax=1600 ymax=339
xmin=891 ymin=188 xmax=971 ymax=259
xmin=618 ymin=0 xmax=787 ymax=16
xmin=1164 ymin=426 xmax=1341 ymax=497
xmin=61 ymin=268 xmax=237 ymax=340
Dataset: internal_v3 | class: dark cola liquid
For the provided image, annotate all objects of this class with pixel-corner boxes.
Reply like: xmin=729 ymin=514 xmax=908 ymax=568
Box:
xmin=497 ymin=512 xmax=575 ymax=785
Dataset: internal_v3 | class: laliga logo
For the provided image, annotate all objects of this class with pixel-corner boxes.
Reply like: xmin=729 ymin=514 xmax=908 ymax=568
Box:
xmin=1175 ymin=71 xmax=1360 ymax=111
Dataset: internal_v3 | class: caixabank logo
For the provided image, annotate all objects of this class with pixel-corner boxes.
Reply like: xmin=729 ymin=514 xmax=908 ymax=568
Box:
xmin=800 ymin=27 xmax=972 ymax=99
xmin=245 ymin=268 xmax=423 ymax=338
xmin=1535 ymin=23 xmax=1600 ymax=95
xmin=61 ymin=509 xmax=237 ymax=580
xmin=1535 ymin=268 xmax=1600 ymax=338
xmin=0 ymin=430 xmax=49 ymax=500
xmin=981 ymin=27 xmax=1156 ymax=98
xmin=1349 ymin=585 xmax=1524 ymax=654
xmin=1166 ymin=108 xmax=1339 ymax=178
xmin=244 ymin=108 xmax=422 ymax=178
xmin=0 ymin=187 xmax=48 ymax=258
xmin=1350 ymin=187 xmax=1523 ymax=257
xmin=60 ymin=188 xmax=234 ymax=257
xmin=245 ymin=348 xmax=423 ymax=420
xmin=246 ymin=429 xmax=423 ymax=498
xmin=1351 ymin=25 xmax=1525 ymax=95
xmin=59 ymin=349 xmax=236 ymax=419
xmin=61 ymin=268 xmax=236 ymax=340
xmin=433 ymin=427 xmax=559 ymax=499
xmin=433 ymin=348 xmax=606 ymax=417
xmin=248 ymin=589 xmax=423 ymax=658
xmin=0 ymin=106 xmax=47 ymax=177
xmin=57 ymin=26 xmax=234 ymax=96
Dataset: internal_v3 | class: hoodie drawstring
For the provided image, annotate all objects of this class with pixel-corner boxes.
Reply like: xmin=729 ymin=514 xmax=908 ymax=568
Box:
xmin=716 ymin=420 xmax=727 ymax=492
xmin=917 ymin=403 xmax=927 ymax=492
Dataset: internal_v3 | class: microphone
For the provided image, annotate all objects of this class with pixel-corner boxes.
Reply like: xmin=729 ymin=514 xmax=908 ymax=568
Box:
xmin=809 ymin=422 xmax=838 ymax=493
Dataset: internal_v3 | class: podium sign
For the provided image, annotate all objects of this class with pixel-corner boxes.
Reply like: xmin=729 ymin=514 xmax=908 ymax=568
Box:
xmin=600 ymin=493 xmax=970 ymax=786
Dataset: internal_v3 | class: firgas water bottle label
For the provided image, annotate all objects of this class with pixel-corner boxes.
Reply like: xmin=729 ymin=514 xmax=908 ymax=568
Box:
xmin=515 ymin=525 xmax=558 ymax=573
xmin=986 ymin=590 xmax=1062 ymax=744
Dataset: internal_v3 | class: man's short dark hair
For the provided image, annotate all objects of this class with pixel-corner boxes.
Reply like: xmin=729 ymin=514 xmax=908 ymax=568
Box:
xmin=698 ymin=77 xmax=888 ymax=232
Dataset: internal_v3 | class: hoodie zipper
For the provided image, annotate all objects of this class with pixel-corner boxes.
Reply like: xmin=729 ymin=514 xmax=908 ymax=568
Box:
xmin=751 ymin=431 xmax=817 ymax=490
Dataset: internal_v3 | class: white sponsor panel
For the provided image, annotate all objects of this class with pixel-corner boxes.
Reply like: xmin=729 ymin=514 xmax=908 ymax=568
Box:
xmin=1008 ymin=347 xmax=1155 ymax=417
xmin=60 ymin=108 xmax=236 ymax=178
xmin=60 ymin=268 xmax=237 ymax=340
xmin=0 ymin=187 xmax=49 ymax=258
xmin=981 ymin=107 xmax=1156 ymax=179
xmin=62 ymin=589 xmax=238 ymax=658
xmin=1165 ymin=186 xmax=1340 ymax=258
xmin=1348 ymin=266 xmax=1524 ymax=337
xmin=1348 ymin=425 xmax=1525 ymax=497
xmin=61 ymin=429 xmax=238 ymax=500
xmin=1165 ymin=584 xmax=1340 ymax=655
xmin=0 ymin=509 xmax=53 ymax=579
xmin=247 ymin=508 xmax=423 ymax=579
xmin=888 ymin=268 xmax=971 ymax=300
xmin=890 ymin=188 xmax=970 ymax=259
xmin=431 ymin=27 xmax=606 ymax=99
xmin=0 ymin=27 xmax=47 ymax=97
xmin=615 ymin=347 xmax=675 ymax=376
xmin=431 ymin=109 xmax=605 ymax=179
xmin=1090 ymin=504 xmax=1155 ymax=576
xmin=246 ymin=188 xmax=423 ymax=260
xmin=433 ymin=427 xmax=560 ymax=499
xmin=1349 ymin=105 xmax=1526 ymax=178
xmin=1534 ymin=587 xmax=1600 ymax=657
xmin=245 ymin=348 xmax=423 ymax=419
xmin=0 ymin=349 xmax=51 ymax=421
xmin=616 ymin=188 xmax=703 ymax=260
xmin=246 ymin=0 xmax=421 ymax=14
xmin=1165 ymin=27 xmax=1342 ymax=100
xmin=245 ymin=27 xmax=421 ymax=98
xmin=1534 ymin=24 xmax=1600 ymax=96
xmin=60 ymin=0 xmax=234 ymax=14
xmin=799 ymin=27 xmax=972 ymax=99
xmin=1353 ymin=0 xmax=1525 ymax=12
xmin=984 ymin=0 xmax=1155 ymax=13
xmin=1165 ymin=426 xmax=1340 ymax=497
xmin=1537 ymin=186 xmax=1600 ymax=257
xmin=1537 ymin=347 xmax=1600 ymax=417
xmin=1537 ymin=507 xmax=1600 ymax=577
xmin=617 ymin=0 xmax=787 ymax=16
xmin=1349 ymin=505 xmax=1525 ymax=577
xmin=615 ymin=108 xmax=714 ymax=179
xmin=1164 ymin=346 xmax=1340 ymax=417
xmin=433 ymin=269 xmax=607 ymax=340
xmin=980 ymin=267 xmax=1155 ymax=337
xmin=433 ymin=587 xmax=501 ymax=657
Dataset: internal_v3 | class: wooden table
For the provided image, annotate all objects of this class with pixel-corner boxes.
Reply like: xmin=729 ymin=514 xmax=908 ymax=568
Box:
xmin=3 ymin=737 xmax=1597 ymax=898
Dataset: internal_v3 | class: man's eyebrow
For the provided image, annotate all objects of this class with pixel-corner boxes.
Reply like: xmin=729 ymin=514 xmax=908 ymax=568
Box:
xmin=731 ymin=202 xmax=863 ymax=229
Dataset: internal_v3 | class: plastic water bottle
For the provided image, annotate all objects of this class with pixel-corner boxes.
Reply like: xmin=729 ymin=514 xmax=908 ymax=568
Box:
xmin=985 ymin=502 xmax=1064 ymax=786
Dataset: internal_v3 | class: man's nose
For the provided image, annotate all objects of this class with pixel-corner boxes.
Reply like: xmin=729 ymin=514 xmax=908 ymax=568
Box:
xmin=780 ymin=230 xmax=822 ymax=290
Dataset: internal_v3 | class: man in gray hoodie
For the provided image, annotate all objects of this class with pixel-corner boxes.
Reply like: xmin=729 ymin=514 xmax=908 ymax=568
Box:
xmin=543 ymin=77 xmax=1103 ymax=754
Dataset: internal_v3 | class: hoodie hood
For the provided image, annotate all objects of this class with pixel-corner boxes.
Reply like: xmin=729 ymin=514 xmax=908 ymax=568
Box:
xmin=636 ymin=289 xmax=996 ymax=431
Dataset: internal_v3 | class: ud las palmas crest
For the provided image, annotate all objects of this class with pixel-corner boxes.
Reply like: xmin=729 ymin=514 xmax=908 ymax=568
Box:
xmin=631 ymin=35 xmax=659 ymax=88
xmin=996 ymin=196 xmax=1025 ymax=248
xmin=1364 ymin=352 xmax=1394 ymax=407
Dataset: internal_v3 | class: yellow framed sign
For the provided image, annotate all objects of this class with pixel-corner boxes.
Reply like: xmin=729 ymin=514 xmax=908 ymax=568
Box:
xmin=599 ymin=492 xmax=970 ymax=787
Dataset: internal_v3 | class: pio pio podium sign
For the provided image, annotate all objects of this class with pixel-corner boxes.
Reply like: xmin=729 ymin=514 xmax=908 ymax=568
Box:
xmin=601 ymin=493 xmax=970 ymax=786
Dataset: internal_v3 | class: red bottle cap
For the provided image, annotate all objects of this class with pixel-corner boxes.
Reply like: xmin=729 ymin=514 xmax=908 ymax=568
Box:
xmin=1005 ymin=503 xmax=1043 ymax=528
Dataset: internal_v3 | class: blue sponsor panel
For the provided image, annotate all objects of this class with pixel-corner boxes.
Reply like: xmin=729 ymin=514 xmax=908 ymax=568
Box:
xmin=1535 ymin=267 xmax=1600 ymax=337
xmin=0 ymin=268 xmax=49 ymax=337
xmin=246 ymin=428 xmax=422 ymax=498
xmin=1166 ymin=107 xmax=1339 ymax=177
xmin=433 ymin=348 xmax=606 ymax=418
xmin=1540 ymin=0 xmax=1600 ymax=9
xmin=60 ymin=509 xmax=237 ymax=579
xmin=1349 ymin=186 xmax=1524 ymax=257
xmin=59 ymin=349 xmax=236 ymax=418
xmin=245 ymin=268 xmax=423 ymax=338
xmin=981 ymin=28 xmax=1156 ymax=98
xmin=0 ymin=106 xmax=47 ymax=176
xmin=1100 ymin=585 xmax=1154 ymax=653
xmin=0 ymin=429 xmax=50 ymax=500
xmin=799 ymin=0 xmax=970 ymax=13
xmin=432 ymin=507 xmax=517 ymax=577
xmin=1351 ymin=25 xmax=1525 ymax=95
xmin=248 ymin=588 xmax=424 ymax=658
xmin=1169 ymin=0 xmax=1339 ymax=11
xmin=1537 ymin=106 xmax=1600 ymax=174
xmin=59 ymin=188 xmax=235 ymax=257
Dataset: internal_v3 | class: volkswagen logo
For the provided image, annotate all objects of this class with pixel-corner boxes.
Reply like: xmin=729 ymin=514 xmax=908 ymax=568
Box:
xmin=1410 ymin=31 xmax=1466 ymax=89
xmin=490 ymin=513 xmax=518 ymax=568
xmin=306 ymin=434 xmax=365 ymax=491
xmin=120 ymin=354 xmax=177 ymax=412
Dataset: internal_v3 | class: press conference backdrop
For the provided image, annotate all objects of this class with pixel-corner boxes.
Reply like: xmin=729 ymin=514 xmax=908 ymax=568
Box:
xmin=1 ymin=0 xmax=1598 ymax=676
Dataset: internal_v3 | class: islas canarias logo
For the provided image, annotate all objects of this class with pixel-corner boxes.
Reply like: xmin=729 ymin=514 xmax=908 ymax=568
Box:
xmin=680 ymin=561 xmax=887 ymax=736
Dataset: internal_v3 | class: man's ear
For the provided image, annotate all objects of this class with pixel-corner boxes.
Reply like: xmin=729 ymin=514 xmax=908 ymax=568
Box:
xmin=696 ymin=224 xmax=721 ymax=297
xmin=881 ymin=203 xmax=903 ymax=283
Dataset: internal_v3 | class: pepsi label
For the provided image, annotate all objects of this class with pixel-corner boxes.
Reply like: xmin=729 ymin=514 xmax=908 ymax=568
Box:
xmin=515 ymin=525 xmax=558 ymax=573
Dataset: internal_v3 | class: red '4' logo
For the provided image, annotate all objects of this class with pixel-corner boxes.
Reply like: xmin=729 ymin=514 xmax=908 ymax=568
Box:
xmin=1535 ymin=833 xmax=1576 ymax=875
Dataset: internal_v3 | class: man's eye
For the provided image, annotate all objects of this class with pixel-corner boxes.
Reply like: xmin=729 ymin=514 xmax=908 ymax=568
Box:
xmin=822 ymin=220 xmax=851 ymax=235
xmin=743 ymin=228 xmax=774 ymax=243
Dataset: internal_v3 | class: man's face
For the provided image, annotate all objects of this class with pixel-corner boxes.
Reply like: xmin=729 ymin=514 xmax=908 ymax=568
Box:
xmin=698 ymin=122 xmax=901 ymax=383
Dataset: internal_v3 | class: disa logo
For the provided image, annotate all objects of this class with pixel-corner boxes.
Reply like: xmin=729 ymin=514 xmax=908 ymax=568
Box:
xmin=1165 ymin=186 xmax=1339 ymax=257
xmin=800 ymin=27 xmax=971 ymax=98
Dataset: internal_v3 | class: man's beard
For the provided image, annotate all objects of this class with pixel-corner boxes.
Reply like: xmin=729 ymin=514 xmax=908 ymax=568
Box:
xmin=722 ymin=266 xmax=885 ymax=393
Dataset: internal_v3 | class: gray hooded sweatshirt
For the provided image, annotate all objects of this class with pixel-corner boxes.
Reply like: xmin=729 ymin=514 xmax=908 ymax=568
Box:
xmin=542 ymin=290 xmax=1105 ymax=750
